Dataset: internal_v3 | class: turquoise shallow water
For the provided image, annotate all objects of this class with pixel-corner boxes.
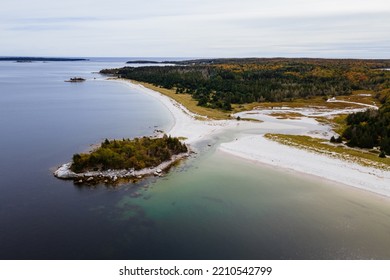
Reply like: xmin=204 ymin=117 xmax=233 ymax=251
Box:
xmin=110 ymin=145 xmax=390 ymax=259
xmin=1 ymin=58 xmax=390 ymax=259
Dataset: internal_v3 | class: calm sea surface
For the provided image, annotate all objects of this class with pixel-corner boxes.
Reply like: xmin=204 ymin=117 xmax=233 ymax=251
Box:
xmin=1 ymin=58 xmax=390 ymax=260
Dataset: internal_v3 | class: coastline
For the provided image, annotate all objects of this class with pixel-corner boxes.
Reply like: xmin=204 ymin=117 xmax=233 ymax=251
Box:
xmin=54 ymin=78 xmax=259 ymax=184
xmin=219 ymin=136 xmax=390 ymax=197
xmin=110 ymin=78 xmax=390 ymax=197
xmin=54 ymin=152 xmax=190 ymax=184
xmin=109 ymin=78 xmax=243 ymax=145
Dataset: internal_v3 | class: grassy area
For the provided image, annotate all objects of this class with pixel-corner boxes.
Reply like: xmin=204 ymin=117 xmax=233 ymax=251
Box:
xmin=236 ymin=94 xmax=372 ymax=111
xmin=336 ymin=90 xmax=378 ymax=106
xmin=265 ymin=134 xmax=390 ymax=170
xmin=231 ymin=102 xmax=264 ymax=112
xmin=315 ymin=114 xmax=348 ymax=136
xmin=124 ymin=77 xmax=390 ymax=170
xmin=239 ymin=118 xmax=263 ymax=122
xmin=131 ymin=80 xmax=232 ymax=120
xmin=122 ymin=79 xmax=377 ymax=121
xmin=330 ymin=114 xmax=348 ymax=135
xmin=268 ymin=112 xmax=303 ymax=119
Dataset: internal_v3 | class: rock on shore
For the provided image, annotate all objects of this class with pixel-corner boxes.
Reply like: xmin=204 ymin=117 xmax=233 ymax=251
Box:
xmin=53 ymin=153 xmax=190 ymax=184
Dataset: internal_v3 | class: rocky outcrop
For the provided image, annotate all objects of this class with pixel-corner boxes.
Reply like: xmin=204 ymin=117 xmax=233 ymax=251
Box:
xmin=54 ymin=163 xmax=79 ymax=179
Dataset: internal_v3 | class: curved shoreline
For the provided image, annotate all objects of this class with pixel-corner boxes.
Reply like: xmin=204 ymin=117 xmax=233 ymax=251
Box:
xmin=108 ymin=79 xmax=242 ymax=145
xmin=219 ymin=135 xmax=390 ymax=198
xmin=54 ymin=77 xmax=389 ymax=196
xmin=110 ymin=79 xmax=390 ymax=197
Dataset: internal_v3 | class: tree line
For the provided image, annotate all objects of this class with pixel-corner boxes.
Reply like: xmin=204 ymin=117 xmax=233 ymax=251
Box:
xmin=342 ymin=101 xmax=390 ymax=155
xmin=71 ymin=135 xmax=188 ymax=173
xmin=101 ymin=58 xmax=390 ymax=111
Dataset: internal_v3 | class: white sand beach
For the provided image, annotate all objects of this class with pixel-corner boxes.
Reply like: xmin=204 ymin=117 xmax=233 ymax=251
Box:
xmin=220 ymin=136 xmax=390 ymax=197
xmin=114 ymin=79 xmax=242 ymax=144
xmin=113 ymin=79 xmax=390 ymax=197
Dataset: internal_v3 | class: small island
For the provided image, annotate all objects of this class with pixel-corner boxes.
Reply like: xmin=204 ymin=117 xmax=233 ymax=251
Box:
xmin=65 ymin=77 xmax=86 ymax=82
xmin=54 ymin=135 xmax=189 ymax=185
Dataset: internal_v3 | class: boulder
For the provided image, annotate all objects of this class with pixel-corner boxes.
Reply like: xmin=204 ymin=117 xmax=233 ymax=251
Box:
xmin=54 ymin=163 xmax=78 ymax=179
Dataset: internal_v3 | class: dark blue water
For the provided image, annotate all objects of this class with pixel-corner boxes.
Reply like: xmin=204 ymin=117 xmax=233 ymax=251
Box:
xmin=1 ymin=58 xmax=390 ymax=260
xmin=0 ymin=58 xmax=173 ymax=259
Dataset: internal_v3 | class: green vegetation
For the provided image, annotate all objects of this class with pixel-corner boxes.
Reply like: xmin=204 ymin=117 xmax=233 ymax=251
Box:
xmin=71 ymin=135 xmax=188 ymax=173
xmin=330 ymin=114 xmax=349 ymax=135
xmin=128 ymin=80 xmax=230 ymax=119
xmin=268 ymin=112 xmax=303 ymax=119
xmin=101 ymin=58 xmax=390 ymax=159
xmin=240 ymin=117 xmax=263 ymax=122
xmin=101 ymin=58 xmax=390 ymax=113
xmin=265 ymin=134 xmax=390 ymax=170
xmin=335 ymin=89 xmax=378 ymax=105
xmin=341 ymin=101 xmax=390 ymax=155
xmin=330 ymin=135 xmax=343 ymax=143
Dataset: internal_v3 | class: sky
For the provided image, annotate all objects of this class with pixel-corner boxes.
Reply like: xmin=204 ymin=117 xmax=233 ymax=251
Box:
xmin=1 ymin=0 xmax=390 ymax=58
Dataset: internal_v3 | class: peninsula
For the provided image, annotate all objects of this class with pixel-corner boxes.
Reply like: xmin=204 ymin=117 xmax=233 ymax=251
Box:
xmin=54 ymin=135 xmax=189 ymax=185
xmin=100 ymin=58 xmax=390 ymax=197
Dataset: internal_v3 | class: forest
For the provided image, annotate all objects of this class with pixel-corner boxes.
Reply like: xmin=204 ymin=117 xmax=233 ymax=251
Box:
xmin=342 ymin=101 xmax=390 ymax=155
xmin=101 ymin=58 xmax=390 ymax=111
xmin=71 ymin=135 xmax=188 ymax=173
xmin=100 ymin=58 xmax=390 ymax=155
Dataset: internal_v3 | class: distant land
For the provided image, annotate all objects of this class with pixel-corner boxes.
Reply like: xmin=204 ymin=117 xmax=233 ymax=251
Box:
xmin=126 ymin=57 xmax=390 ymax=67
xmin=0 ymin=57 xmax=88 ymax=62
xmin=126 ymin=60 xmax=162 ymax=64
xmin=161 ymin=57 xmax=390 ymax=65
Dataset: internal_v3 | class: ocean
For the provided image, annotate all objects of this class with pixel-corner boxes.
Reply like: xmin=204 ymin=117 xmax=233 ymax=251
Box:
xmin=1 ymin=58 xmax=390 ymax=259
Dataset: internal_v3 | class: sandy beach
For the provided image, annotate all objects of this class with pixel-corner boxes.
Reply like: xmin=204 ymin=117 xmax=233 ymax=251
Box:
xmin=113 ymin=79 xmax=244 ymax=144
xmin=113 ymin=79 xmax=390 ymax=197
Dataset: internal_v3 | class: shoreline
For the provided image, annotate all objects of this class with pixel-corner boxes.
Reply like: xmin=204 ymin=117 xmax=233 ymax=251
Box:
xmin=110 ymin=78 xmax=390 ymax=197
xmin=108 ymin=78 xmax=243 ymax=145
xmin=54 ymin=152 xmax=190 ymax=184
xmin=219 ymin=136 xmax=390 ymax=198
xmin=54 ymin=77 xmax=389 ymax=196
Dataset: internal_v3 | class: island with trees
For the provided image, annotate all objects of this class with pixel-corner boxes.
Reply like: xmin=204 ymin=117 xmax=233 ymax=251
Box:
xmin=65 ymin=77 xmax=86 ymax=82
xmin=54 ymin=135 xmax=189 ymax=185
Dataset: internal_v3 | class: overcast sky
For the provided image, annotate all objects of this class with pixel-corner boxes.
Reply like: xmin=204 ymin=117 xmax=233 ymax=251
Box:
xmin=1 ymin=0 xmax=389 ymax=58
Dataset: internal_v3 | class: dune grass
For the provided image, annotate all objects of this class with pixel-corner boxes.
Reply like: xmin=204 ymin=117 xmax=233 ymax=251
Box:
xmin=127 ymin=78 xmax=375 ymax=121
xmin=265 ymin=133 xmax=390 ymax=170
xmin=132 ymin=80 xmax=232 ymax=120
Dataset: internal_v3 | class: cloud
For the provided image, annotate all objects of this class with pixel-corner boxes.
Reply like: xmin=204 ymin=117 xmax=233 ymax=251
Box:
xmin=1 ymin=0 xmax=389 ymax=57
xmin=5 ymin=17 xmax=101 ymax=32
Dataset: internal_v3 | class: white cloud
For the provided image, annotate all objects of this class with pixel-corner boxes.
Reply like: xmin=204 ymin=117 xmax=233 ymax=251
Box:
xmin=1 ymin=0 xmax=389 ymax=57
